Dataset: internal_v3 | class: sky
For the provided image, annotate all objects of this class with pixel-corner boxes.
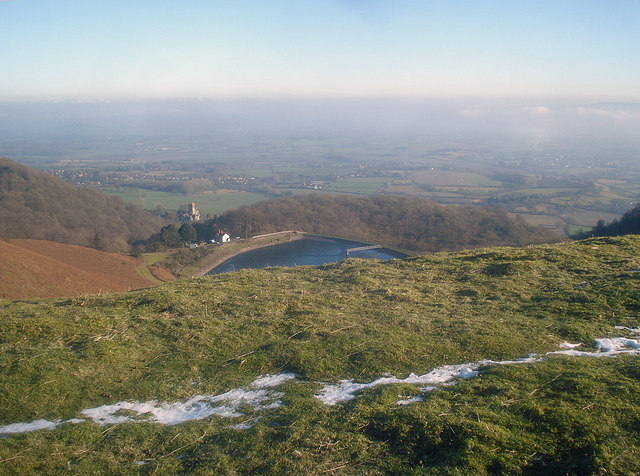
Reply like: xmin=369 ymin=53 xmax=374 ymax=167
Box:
xmin=1 ymin=0 xmax=639 ymax=101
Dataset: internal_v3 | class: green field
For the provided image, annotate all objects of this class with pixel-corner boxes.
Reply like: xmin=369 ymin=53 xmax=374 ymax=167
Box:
xmin=411 ymin=171 xmax=502 ymax=187
xmin=324 ymin=177 xmax=390 ymax=195
xmin=96 ymin=186 xmax=269 ymax=216
xmin=2 ymin=236 xmax=640 ymax=473
xmin=568 ymin=223 xmax=594 ymax=236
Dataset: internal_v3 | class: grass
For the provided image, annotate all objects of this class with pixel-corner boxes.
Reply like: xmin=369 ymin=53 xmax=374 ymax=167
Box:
xmin=324 ymin=178 xmax=390 ymax=195
xmin=139 ymin=252 xmax=172 ymax=284
xmin=96 ymin=187 xmax=269 ymax=216
xmin=568 ymin=224 xmax=594 ymax=236
xmin=1 ymin=236 xmax=640 ymax=473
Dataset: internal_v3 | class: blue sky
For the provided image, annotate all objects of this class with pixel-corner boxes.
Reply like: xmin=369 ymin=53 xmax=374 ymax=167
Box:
xmin=1 ymin=0 xmax=639 ymax=101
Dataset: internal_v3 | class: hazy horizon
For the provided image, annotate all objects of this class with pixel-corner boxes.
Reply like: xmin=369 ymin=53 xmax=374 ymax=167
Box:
xmin=2 ymin=2 xmax=639 ymax=163
xmin=2 ymin=97 xmax=639 ymax=147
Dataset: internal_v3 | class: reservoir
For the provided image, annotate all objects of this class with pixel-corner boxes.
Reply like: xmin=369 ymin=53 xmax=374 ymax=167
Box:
xmin=208 ymin=236 xmax=408 ymax=274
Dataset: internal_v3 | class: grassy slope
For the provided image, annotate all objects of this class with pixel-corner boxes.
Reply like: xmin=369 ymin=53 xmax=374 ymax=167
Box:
xmin=0 ymin=240 xmax=154 ymax=299
xmin=1 ymin=236 xmax=640 ymax=473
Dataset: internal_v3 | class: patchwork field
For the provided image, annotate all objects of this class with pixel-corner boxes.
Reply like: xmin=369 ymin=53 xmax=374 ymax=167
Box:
xmin=410 ymin=170 xmax=502 ymax=187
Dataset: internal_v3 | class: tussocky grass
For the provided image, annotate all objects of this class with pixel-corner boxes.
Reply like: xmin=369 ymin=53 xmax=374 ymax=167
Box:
xmin=1 ymin=235 xmax=640 ymax=473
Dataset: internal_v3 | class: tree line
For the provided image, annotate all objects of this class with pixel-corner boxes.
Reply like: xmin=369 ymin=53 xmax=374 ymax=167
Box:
xmin=573 ymin=203 xmax=640 ymax=239
xmin=139 ymin=194 xmax=558 ymax=253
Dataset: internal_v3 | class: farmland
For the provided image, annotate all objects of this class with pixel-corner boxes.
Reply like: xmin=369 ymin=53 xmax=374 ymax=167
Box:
xmin=96 ymin=187 xmax=268 ymax=218
xmin=22 ymin=135 xmax=640 ymax=236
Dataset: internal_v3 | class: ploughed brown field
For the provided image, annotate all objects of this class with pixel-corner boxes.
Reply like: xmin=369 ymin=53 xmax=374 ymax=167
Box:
xmin=0 ymin=239 xmax=155 ymax=299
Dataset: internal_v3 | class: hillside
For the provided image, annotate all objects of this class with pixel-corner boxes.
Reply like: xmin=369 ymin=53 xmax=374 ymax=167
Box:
xmin=1 ymin=236 xmax=640 ymax=473
xmin=208 ymin=194 xmax=557 ymax=253
xmin=0 ymin=239 xmax=155 ymax=299
xmin=0 ymin=158 xmax=164 ymax=251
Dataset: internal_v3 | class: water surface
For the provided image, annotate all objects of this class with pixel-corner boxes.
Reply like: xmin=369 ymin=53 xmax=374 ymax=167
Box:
xmin=208 ymin=237 xmax=406 ymax=274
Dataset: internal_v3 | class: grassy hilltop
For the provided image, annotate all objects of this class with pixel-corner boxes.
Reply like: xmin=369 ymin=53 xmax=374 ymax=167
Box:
xmin=1 ymin=236 xmax=640 ymax=474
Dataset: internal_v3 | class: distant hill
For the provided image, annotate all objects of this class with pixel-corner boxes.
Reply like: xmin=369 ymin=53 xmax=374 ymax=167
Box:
xmin=0 ymin=239 xmax=154 ymax=299
xmin=0 ymin=158 xmax=164 ymax=251
xmin=208 ymin=194 xmax=558 ymax=252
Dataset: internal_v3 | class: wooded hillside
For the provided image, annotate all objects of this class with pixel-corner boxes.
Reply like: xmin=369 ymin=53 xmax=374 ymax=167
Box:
xmin=575 ymin=202 xmax=640 ymax=238
xmin=0 ymin=158 xmax=164 ymax=251
xmin=209 ymin=194 xmax=557 ymax=252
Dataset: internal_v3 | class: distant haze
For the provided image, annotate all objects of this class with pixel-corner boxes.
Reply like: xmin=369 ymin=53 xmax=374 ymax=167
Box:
xmin=1 ymin=98 xmax=639 ymax=163
xmin=2 ymin=2 xmax=639 ymax=162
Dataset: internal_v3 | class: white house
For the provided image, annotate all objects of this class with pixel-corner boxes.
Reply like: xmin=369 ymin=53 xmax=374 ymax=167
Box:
xmin=214 ymin=231 xmax=231 ymax=243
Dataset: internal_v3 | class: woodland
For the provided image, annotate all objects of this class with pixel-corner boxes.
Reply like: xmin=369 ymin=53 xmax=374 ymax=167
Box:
xmin=0 ymin=158 xmax=164 ymax=252
xmin=197 ymin=194 xmax=558 ymax=253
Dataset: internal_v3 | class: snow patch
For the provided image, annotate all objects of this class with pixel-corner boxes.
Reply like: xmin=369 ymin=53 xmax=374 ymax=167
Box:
xmin=0 ymin=418 xmax=84 ymax=435
xmin=596 ymin=337 xmax=640 ymax=353
xmin=560 ymin=342 xmax=582 ymax=349
xmin=316 ymin=365 xmax=477 ymax=405
xmin=615 ymin=326 xmax=640 ymax=333
xmin=315 ymin=340 xmax=640 ymax=406
xmin=550 ymin=337 xmax=640 ymax=357
xmin=230 ymin=418 xmax=260 ymax=430
xmin=82 ymin=373 xmax=295 ymax=426
xmin=396 ymin=395 xmax=423 ymax=405
xmin=316 ymin=356 xmax=539 ymax=405
xmin=3 ymin=338 xmax=640 ymax=435
xmin=251 ymin=372 xmax=296 ymax=388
